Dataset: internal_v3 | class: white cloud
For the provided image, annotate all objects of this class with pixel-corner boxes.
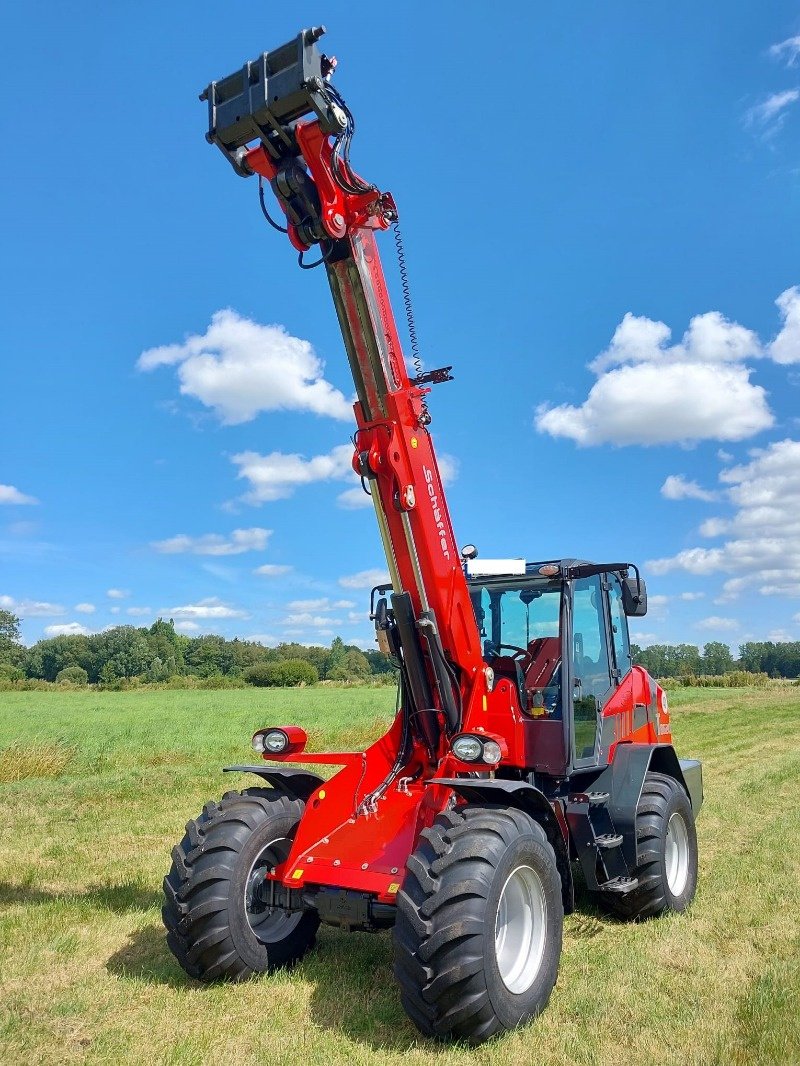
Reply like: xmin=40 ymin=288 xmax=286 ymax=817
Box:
xmin=137 ymin=309 xmax=351 ymax=424
xmin=769 ymin=287 xmax=800 ymax=365
xmin=174 ymin=621 xmax=201 ymax=633
xmin=231 ymin=444 xmax=353 ymax=504
xmin=287 ymin=597 xmax=354 ymax=611
xmin=163 ymin=597 xmax=249 ymax=620
xmin=0 ymin=485 xmax=38 ymax=506
xmin=243 ymin=633 xmax=279 ymax=646
xmin=74 ymin=602 xmax=96 ymax=614
xmin=0 ymin=595 xmax=65 ymax=618
xmin=647 ymin=439 xmax=800 ymax=598
xmin=744 ymin=90 xmax=800 ymax=137
xmin=282 ymin=612 xmax=343 ymax=627
xmin=694 ymin=616 xmax=740 ymax=632
xmin=107 ymin=588 xmax=130 ymax=599
xmin=679 ymin=592 xmax=705 ymax=601
xmin=44 ymin=622 xmax=91 ymax=637
xmin=126 ymin=607 xmax=152 ymax=617
xmin=253 ymin=564 xmax=293 ymax=577
xmin=337 ymin=485 xmax=374 ymax=510
xmin=661 ymin=475 xmax=718 ymax=502
xmin=151 ymin=527 xmax=271 ymax=556
xmin=339 ymin=568 xmax=390 ymax=589
xmin=769 ymin=36 xmax=800 ymax=67
xmin=699 ymin=517 xmax=730 ymax=537
xmin=536 ymin=305 xmax=775 ymax=446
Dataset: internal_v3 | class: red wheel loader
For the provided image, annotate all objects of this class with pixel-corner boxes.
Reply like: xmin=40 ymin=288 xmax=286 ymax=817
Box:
xmin=163 ymin=27 xmax=703 ymax=1043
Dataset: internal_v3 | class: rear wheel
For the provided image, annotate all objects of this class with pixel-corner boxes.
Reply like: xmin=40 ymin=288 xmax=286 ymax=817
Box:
xmin=393 ymin=805 xmax=563 ymax=1043
xmin=599 ymin=771 xmax=698 ymax=920
xmin=163 ymin=788 xmax=319 ymax=980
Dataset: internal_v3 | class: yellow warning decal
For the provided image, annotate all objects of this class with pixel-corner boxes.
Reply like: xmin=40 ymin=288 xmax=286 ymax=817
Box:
xmin=292 ymin=869 xmax=304 ymax=880
xmin=388 ymin=882 xmax=400 ymax=894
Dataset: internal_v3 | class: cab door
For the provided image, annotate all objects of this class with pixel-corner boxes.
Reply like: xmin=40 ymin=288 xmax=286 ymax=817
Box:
xmin=570 ymin=575 xmax=614 ymax=767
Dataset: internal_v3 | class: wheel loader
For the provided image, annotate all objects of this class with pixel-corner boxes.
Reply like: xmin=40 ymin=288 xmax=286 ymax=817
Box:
xmin=163 ymin=27 xmax=703 ymax=1043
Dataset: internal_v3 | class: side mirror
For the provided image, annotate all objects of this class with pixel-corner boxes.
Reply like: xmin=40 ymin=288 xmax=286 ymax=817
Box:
xmin=622 ymin=575 xmax=647 ymax=617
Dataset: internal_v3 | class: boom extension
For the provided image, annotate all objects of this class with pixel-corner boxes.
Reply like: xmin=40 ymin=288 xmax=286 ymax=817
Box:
xmin=202 ymin=27 xmax=486 ymax=748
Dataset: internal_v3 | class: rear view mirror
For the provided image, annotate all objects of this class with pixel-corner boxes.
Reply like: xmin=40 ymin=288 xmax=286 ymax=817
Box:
xmin=622 ymin=575 xmax=647 ymax=616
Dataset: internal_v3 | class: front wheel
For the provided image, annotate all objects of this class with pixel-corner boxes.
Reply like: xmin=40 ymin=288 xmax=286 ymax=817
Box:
xmin=393 ymin=805 xmax=563 ymax=1043
xmin=598 ymin=771 xmax=698 ymax=920
xmin=162 ymin=788 xmax=319 ymax=980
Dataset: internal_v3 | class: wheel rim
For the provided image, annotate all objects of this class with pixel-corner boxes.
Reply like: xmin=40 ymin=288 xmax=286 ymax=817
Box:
xmin=244 ymin=835 xmax=304 ymax=944
xmin=494 ymin=864 xmax=547 ymax=994
xmin=665 ymin=812 xmax=690 ymax=897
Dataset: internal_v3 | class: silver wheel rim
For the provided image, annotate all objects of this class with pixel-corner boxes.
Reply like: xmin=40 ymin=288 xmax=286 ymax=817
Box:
xmin=494 ymin=864 xmax=547 ymax=994
xmin=665 ymin=812 xmax=690 ymax=896
xmin=244 ymin=835 xmax=304 ymax=944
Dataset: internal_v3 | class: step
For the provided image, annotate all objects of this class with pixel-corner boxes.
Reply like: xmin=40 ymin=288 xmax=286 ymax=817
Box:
xmin=594 ymin=833 xmax=623 ymax=849
xmin=587 ymin=791 xmax=610 ymax=806
xmin=600 ymin=875 xmax=638 ymax=894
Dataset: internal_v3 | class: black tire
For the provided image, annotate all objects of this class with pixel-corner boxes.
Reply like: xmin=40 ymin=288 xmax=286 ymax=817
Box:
xmin=599 ymin=771 xmax=698 ymax=920
xmin=162 ymin=788 xmax=319 ymax=980
xmin=393 ymin=805 xmax=563 ymax=1043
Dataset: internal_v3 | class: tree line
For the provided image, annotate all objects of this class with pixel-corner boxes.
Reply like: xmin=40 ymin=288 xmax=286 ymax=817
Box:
xmin=0 ymin=610 xmax=393 ymax=686
xmin=631 ymin=640 xmax=800 ymax=679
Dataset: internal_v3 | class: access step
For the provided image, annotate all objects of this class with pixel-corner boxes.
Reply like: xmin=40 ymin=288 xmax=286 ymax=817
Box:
xmin=594 ymin=833 xmax=623 ymax=849
xmin=587 ymin=791 xmax=610 ymax=806
xmin=600 ymin=875 xmax=638 ymax=894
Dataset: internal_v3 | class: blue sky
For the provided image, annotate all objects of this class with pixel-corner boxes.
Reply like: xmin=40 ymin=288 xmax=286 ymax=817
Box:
xmin=2 ymin=2 xmax=799 ymax=652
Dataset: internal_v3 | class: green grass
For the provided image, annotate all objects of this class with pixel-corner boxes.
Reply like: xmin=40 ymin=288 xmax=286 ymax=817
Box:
xmin=1 ymin=685 xmax=798 ymax=1065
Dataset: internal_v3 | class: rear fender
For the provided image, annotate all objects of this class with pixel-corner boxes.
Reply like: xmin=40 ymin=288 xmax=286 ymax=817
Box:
xmin=429 ymin=777 xmax=574 ymax=914
xmin=592 ymin=743 xmax=703 ymax=868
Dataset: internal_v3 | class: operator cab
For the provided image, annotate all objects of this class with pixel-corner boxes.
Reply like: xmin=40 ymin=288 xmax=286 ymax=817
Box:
xmin=465 ymin=556 xmax=647 ymax=775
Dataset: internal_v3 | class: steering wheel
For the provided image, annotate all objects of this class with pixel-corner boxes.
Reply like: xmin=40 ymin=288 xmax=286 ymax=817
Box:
xmin=496 ymin=643 xmax=529 ymax=660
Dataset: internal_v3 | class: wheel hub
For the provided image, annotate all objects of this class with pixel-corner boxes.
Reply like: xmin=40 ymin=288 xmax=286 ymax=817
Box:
xmin=244 ymin=835 xmax=304 ymax=944
xmin=665 ymin=812 xmax=690 ymax=896
xmin=494 ymin=864 xmax=547 ymax=993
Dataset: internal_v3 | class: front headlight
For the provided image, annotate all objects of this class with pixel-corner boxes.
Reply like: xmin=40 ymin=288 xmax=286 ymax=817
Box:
xmin=262 ymin=729 xmax=289 ymax=754
xmin=452 ymin=735 xmax=484 ymax=762
xmin=481 ymin=739 xmax=502 ymax=764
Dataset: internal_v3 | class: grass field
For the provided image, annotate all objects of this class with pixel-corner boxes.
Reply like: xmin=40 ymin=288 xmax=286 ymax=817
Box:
xmin=1 ymin=684 xmax=799 ymax=1065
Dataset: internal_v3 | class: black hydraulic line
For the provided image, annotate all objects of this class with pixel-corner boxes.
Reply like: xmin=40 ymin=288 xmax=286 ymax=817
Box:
xmin=391 ymin=592 xmax=440 ymax=755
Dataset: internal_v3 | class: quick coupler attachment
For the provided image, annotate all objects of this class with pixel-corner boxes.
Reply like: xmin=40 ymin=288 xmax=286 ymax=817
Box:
xmin=200 ymin=26 xmax=342 ymax=175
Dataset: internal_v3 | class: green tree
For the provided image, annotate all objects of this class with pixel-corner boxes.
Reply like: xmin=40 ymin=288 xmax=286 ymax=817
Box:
xmin=56 ymin=665 xmax=89 ymax=685
xmin=0 ymin=608 xmax=23 ymax=666
xmin=701 ymin=641 xmax=734 ymax=676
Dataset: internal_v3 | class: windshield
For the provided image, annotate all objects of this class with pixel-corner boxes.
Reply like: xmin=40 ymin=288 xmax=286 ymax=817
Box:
xmin=468 ymin=577 xmax=561 ymax=653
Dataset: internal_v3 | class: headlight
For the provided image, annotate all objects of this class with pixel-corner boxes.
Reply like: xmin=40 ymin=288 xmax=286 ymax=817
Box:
xmin=481 ymin=740 xmax=502 ymax=764
xmin=452 ymin=735 xmax=484 ymax=762
xmin=251 ymin=732 xmax=266 ymax=752
xmin=263 ymin=729 xmax=289 ymax=754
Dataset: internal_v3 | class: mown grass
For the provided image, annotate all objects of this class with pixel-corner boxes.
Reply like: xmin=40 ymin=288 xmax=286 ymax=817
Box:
xmin=1 ymin=685 xmax=798 ymax=1065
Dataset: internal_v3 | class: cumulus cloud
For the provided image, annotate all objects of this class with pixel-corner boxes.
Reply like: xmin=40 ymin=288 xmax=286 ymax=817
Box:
xmin=536 ymin=305 xmax=776 ymax=446
xmin=44 ymin=622 xmax=91 ymax=637
xmin=151 ymin=528 xmax=271 ymax=556
xmin=744 ymin=90 xmax=800 ymax=137
xmin=74 ymin=603 xmax=96 ymax=614
xmin=0 ymin=484 xmax=38 ymax=505
xmin=0 ymin=595 xmax=65 ymax=617
xmin=339 ymin=568 xmax=390 ymax=589
xmin=107 ymin=588 xmax=130 ymax=600
xmin=126 ymin=607 xmax=152 ymax=617
xmin=282 ymin=612 xmax=343 ymax=627
xmin=163 ymin=597 xmax=249 ymax=620
xmin=661 ymin=475 xmax=718 ymax=502
xmin=287 ymin=598 xmax=354 ymax=611
xmin=770 ymin=36 xmax=800 ymax=66
xmin=174 ymin=621 xmax=201 ymax=633
xmin=769 ymin=287 xmax=800 ymax=364
xmin=647 ymin=439 xmax=800 ymax=598
xmin=679 ymin=592 xmax=705 ymax=601
xmin=231 ymin=444 xmax=353 ymax=504
xmin=694 ymin=616 xmax=739 ymax=631
xmin=253 ymin=564 xmax=292 ymax=577
xmin=137 ymin=309 xmax=351 ymax=424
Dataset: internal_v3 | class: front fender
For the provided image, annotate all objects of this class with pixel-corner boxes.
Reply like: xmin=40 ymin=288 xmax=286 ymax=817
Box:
xmin=222 ymin=765 xmax=325 ymax=801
